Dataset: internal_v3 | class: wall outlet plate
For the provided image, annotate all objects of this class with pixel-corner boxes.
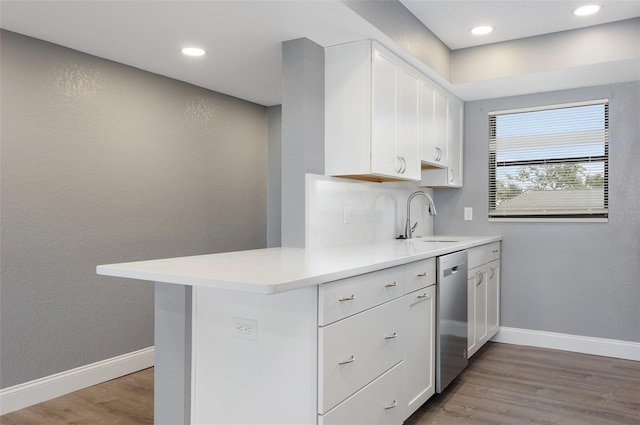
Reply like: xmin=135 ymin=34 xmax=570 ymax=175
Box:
xmin=232 ymin=317 xmax=258 ymax=341
xmin=464 ymin=207 xmax=473 ymax=221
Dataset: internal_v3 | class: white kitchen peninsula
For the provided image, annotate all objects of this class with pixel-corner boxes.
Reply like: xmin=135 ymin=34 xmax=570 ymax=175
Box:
xmin=98 ymin=236 xmax=501 ymax=425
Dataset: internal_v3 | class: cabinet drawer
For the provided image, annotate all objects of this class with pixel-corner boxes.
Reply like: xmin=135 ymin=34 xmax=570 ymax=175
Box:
xmin=319 ymin=266 xmax=405 ymax=325
xmin=319 ymin=362 xmax=405 ymax=425
xmin=468 ymin=242 xmax=500 ymax=269
xmin=404 ymin=257 xmax=436 ymax=293
xmin=318 ymin=297 xmax=405 ymax=413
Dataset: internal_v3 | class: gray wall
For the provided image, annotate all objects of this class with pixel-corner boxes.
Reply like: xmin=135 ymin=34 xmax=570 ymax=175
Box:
xmin=267 ymin=105 xmax=282 ymax=248
xmin=281 ymin=38 xmax=324 ymax=248
xmin=342 ymin=0 xmax=451 ymax=80
xmin=434 ymin=81 xmax=640 ymax=343
xmin=0 ymin=30 xmax=268 ymax=388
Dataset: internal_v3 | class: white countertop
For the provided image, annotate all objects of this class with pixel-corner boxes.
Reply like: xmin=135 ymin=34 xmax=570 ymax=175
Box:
xmin=97 ymin=235 xmax=501 ymax=294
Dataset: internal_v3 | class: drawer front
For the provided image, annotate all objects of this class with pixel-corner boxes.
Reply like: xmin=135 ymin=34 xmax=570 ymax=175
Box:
xmin=468 ymin=242 xmax=501 ymax=269
xmin=319 ymin=362 xmax=405 ymax=425
xmin=318 ymin=297 xmax=405 ymax=413
xmin=319 ymin=266 xmax=405 ymax=325
xmin=404 ymin=257 xmax=436 ymax=293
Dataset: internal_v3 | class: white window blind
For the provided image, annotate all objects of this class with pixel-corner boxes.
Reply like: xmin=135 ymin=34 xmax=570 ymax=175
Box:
xmin=489 ymin=99 xmax=609 ymax=220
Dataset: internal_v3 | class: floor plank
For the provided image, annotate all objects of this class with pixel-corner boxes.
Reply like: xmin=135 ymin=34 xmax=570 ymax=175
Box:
xmin=2 ymin=343 xmax=639 ymax=424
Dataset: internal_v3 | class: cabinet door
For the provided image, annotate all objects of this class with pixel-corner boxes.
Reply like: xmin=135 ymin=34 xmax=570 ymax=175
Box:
xmin=396 ymin=68 xmax=419 ymax=180
xmin=434 ymin=91 xmax=448 ymax=166
xmin=485 ymin=259 xmax=500 ymax=342
xmin=405 ymin=286 xmax=436 ymax=417
xmin=467 ymin=266 xmax=487 ymax=358
xmin=467 ymin=269 xmax=477 ymax=357
xmin=418 ymin=81 xmax=437 ymax=166
xmin=447 ymin=97 xmax=463 ymax=186
xmin=371 ymin=48 xmax=399 ymax=178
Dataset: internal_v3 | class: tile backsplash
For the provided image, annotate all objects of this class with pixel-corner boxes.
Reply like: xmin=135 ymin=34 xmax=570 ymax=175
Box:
xmin=305 ymin=174 xmax=434 ymax=249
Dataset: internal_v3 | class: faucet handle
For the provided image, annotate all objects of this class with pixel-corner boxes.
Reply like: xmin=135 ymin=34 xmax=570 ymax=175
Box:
xmin=411 ymin=222 xmax=419 ymax=232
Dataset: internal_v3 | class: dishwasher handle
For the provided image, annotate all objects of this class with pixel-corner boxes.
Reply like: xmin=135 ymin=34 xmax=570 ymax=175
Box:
xmin=443 ymin=264 xmax=462 ymax=277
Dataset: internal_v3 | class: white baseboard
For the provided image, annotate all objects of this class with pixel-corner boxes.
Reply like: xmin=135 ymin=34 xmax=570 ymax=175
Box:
xmin=0 ymin=346 xmax=154 ymax=415
xmin=492 ymin=327 xmax=640 ymax=361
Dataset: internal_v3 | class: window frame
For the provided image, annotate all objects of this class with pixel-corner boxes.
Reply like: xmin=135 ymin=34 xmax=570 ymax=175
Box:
xmin=488 ymin=99 xmax=609 ymax=222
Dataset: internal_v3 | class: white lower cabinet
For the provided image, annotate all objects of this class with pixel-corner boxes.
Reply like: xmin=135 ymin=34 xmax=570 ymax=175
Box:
xmin=404 ymin=285 xmax=436 ymax=417
xmin=192 ymin=246 xmax=499 ymax=424
xmin=467 ymin=243 xmax=501 ymax=358
xmin=318 ymin=260 xmax=437 ymax=425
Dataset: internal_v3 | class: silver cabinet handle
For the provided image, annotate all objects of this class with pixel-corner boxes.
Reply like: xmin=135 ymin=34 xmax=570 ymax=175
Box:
xmin=489 ymin=266 xmax=495 ymax=280
xmin=384 ymin=400 xmax=398 ymax=410
xmin=417 ymin=272 xmax=427 ymax=277
xmin=492 ymin=249 xmax=499 ymax=253
xmin=384 ymin=332 xmax=398 ymax=340
xmin=396 ymin=156 xmax=403 ymax=174
xmin=385 ymin=281 xmax=398 ymax=288
xmin=338 ymin=355 xmax=355 ymax=365
xmin=476 ymin=270 xmax=483 ymax=285
xmin=434 ymin=147 xmax=442 ymax=162
xmin=338 ymin=295 xmax=355 ymax=302
xmin=450 ymin=168 xmax=455 ymax=183
xmin=417 ymin=293 xmax=428 ymax=299
xmin=400 ymin=157 xmax=407 ymax=174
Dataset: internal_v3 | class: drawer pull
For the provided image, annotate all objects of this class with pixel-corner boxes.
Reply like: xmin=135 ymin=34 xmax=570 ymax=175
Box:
xmin=338 ymin=295 xmax=355 ymax=302
xmin=492 ymin=249 xmax=499 ymax=253
xmin=417 ymin=293 xmax=428 ymax=299
xmin=338 ymin=355 xmax=355 ymax=365
xmin=489 ymin=266 xmax=495 ymax=280
xmin=385 ymin=281 xmax=398 ymax=288
xmin=476 ymin=270 xmax=483 ymax=285
xmin=384 ymin=332 xmax=398 ymax=340
xmin=384 ymin=399 xmax=398 ymax=410
xmin=417 ymin=272 xmax=427 ymax=277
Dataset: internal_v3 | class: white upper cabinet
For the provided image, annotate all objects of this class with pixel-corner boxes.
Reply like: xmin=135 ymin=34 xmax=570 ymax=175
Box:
xmin=420 ymin=93 xmax=464 ymax=188
xmin=419 ymin=83 xmax=448 ymax=168
xmin=325 ymin=40 xmax=419 ymax=182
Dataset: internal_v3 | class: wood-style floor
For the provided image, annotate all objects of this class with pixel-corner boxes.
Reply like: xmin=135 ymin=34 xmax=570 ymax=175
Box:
xmin=406 ymin=342 xmax=640 ymax=425
xmin=1 ymin=367 xmax=153 ymax=425
xmin=2 ymin=343 xmax=639 ymax=425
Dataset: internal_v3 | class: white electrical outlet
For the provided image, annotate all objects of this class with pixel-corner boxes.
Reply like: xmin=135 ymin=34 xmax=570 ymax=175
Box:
xmin=464 ymin=207 xmax=473 ymax=221
xmin=232 ymin=317 xmax=258 ymax=341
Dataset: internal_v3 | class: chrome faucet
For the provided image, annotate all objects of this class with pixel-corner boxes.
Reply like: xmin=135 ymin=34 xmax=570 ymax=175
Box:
xmin=404 ymin=191 xmax=437 ymax=239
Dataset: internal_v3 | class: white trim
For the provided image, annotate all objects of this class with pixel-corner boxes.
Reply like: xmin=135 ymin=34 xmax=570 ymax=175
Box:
xmin=489 ymin=98 xmax=609 ymax=115
xmin=488 ymin=217 xmax=608 ymax=223
xmin=492 ymin=327 xmax=640 ymax=361
xmin=0 ymin=346 xmax=154 ymax=415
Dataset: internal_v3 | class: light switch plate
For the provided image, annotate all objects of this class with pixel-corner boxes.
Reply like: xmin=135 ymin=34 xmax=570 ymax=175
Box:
xmin=343 ymin=204 xmax=352 ymax=224
xmin=464 ymin=207 xmax=473 ymax=221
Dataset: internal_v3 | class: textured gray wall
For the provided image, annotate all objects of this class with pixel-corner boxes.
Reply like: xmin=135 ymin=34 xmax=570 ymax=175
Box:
xmin=434 ymin=81 xmax=640 ymax=343
xmin=0 ymin=30 xmax=268 ymax=388
xmin=281 ymin=38 xmax=324 ymax=248
xmin=267 ymin=105 xmax=282 ymax=248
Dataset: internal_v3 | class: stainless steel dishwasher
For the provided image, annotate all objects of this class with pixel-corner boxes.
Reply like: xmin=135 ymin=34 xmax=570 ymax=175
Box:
xmin=436 ymin=250 xmax=468 ymax=393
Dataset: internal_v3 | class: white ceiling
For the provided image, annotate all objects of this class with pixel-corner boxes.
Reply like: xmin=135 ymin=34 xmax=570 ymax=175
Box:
xmin=401 ymin=0 xmax=640 ymax=50
xmin=1 ymin=1 xmax=639 ymax=106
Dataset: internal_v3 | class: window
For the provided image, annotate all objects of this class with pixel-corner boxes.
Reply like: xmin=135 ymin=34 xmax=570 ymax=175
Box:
xmin=489 ymin=100 xmax=609 ymax=221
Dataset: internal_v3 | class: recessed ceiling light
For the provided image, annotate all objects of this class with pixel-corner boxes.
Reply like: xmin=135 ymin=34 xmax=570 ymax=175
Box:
xmin=573 ymin=4 xmax=601 ymax=16
xmin=181 ymin=47 xmax=206 ymax=57
xmin=471 ymin=26 xmax=493 ymax=36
